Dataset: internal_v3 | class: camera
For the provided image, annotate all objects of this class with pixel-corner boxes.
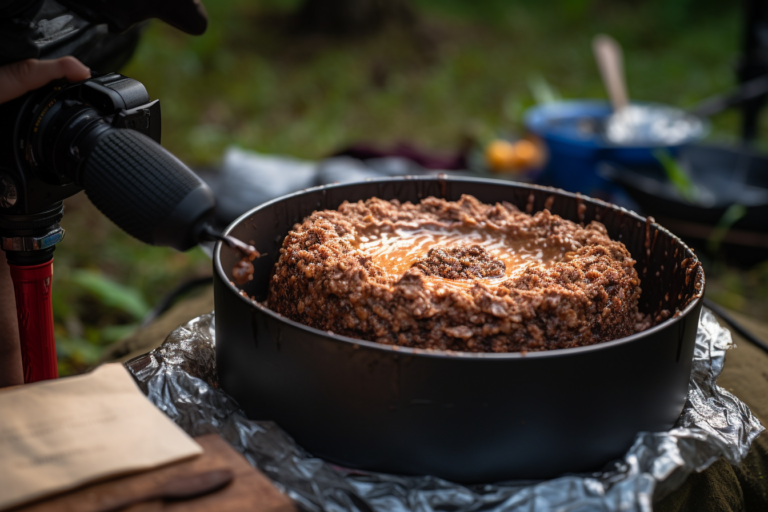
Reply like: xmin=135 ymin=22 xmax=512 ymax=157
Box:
xmin=0 ymin=73 xmax=216 ymax=265
xmin=0 ymin=0 xmax=214 ymax=383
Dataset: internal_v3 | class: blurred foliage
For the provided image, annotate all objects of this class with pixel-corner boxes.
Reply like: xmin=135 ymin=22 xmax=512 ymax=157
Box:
xmin=56 ymin=0 xmax=765 ymax=373
xmin=121 ymin=0 xmax=751 ymax=165
xmin=707 ymin=204 xmax=748 ymax=254
xmin=66 ymin=269 xmax=150 ymax=320
xmin=655 ymin=149 xmax=697 ymax=203
xmin=706 ymin=259 xmax=768 ymax=317
xmin=56 ymin=194 xmax=210 ymax=375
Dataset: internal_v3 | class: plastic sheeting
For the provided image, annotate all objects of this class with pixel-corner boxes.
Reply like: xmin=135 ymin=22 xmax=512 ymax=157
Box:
xmin=127 ymin=308 xmax=763 ymax=512
xmin=203 ymin=147 xmax=440 ymax=225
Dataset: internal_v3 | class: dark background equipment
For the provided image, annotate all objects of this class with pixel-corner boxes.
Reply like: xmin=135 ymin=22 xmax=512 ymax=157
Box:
xmin=599 ymin=0 xmax=768 ymax=265
xmin=0 ymin=0 xmax=207 ymax=68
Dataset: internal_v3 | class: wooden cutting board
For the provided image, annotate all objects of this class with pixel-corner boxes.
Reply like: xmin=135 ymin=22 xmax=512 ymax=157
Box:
xmin=8 ymin=434 xmax=296 ymax=512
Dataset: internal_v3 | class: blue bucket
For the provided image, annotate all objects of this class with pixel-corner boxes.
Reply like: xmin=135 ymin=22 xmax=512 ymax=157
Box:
xmin=524 ymin=100 xmax=706 ymax=197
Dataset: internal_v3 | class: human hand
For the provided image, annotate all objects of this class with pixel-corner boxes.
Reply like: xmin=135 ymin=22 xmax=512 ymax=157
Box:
xmin=0 ymin=56 xmax=91 ymax=104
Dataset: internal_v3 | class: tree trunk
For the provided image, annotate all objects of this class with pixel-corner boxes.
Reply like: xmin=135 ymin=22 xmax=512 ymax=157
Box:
xmin=295 ymin=0 xmax=417 ymax=36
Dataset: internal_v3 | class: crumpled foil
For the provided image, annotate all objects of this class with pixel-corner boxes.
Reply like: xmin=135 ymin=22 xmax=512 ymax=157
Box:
xmin=127 ymin=308 xmax=764 ymax=512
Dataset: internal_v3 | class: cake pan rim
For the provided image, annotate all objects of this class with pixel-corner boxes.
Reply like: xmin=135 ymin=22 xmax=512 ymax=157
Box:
xmin=214 ymin=175 xmax=704 ymax=361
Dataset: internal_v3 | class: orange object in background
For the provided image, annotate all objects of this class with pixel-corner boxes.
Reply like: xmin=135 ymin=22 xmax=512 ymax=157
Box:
xmin=485 ymin=138 xmax=545 ymax=173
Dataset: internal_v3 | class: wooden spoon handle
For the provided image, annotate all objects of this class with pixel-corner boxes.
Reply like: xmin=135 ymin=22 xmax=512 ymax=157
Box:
xmin=593 ymin=34 xmax=629 ymax=112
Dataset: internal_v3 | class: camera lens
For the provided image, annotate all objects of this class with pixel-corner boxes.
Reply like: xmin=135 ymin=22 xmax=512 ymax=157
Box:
xmin=21 ymin=89 xmax=90 ymax=185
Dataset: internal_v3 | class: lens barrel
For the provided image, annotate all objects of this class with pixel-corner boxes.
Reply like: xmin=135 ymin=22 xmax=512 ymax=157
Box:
xmin=80 ymin=127 xmax=215 ymax=250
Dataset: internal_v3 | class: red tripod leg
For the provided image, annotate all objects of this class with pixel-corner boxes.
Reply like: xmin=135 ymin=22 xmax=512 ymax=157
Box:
xmin=8 ymin=259 xmax=57 ymax=383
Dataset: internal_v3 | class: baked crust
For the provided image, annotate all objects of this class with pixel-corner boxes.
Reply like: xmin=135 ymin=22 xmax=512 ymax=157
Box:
xmin=267 ymin=195 xmax=642 ymax=353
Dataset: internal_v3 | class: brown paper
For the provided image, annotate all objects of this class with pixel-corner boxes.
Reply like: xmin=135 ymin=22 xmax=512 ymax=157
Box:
xmin=0 ymin=364 xmax=202 ymax=510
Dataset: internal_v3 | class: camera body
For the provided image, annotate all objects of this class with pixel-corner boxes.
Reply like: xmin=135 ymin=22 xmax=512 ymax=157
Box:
xmin=0 ymin=73 xmax=159 ymax=216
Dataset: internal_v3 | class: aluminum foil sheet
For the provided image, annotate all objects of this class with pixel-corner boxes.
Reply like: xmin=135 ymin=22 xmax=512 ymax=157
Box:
xmin=127 ymin=308 xmax=763 ymax=512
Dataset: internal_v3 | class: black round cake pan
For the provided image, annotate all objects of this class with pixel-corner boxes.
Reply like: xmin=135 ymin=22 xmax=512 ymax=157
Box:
xmin=213 ymin=176 xmax=704 ymax=483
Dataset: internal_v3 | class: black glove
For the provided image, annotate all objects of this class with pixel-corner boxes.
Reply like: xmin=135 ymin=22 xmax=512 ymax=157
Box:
xmin=59 ymin=0 xmax=208 ymax=36
xmin=0 ymin=0 xmax=207 ymax=68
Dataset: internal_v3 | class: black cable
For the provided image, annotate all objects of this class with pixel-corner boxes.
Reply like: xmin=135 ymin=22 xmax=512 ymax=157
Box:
xmin=703 ymin=297 xmax=768 ymax=355
xmin=690 ymin=73 xmax=768 ymax=118
xmin=139 ymin=227 xmax=258 ymax=328
xmin=140 ymin=275 xmax=214 ymax=328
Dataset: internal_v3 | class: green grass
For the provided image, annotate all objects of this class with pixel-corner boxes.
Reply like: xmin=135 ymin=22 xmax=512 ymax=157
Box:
xmin=121 ymin=0 xmax=751 ymax=163
xmin=55 ymin=0 xmax=765 ymax=373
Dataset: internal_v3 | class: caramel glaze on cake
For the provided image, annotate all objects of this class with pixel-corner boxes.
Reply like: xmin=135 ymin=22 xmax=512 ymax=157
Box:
xmin=266 ymin=195 xmax=643 ymax=353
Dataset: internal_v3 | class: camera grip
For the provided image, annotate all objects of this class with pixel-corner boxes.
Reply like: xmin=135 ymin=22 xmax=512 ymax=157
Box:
xmin=81 ymin=129 xmax=215 ymax=251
